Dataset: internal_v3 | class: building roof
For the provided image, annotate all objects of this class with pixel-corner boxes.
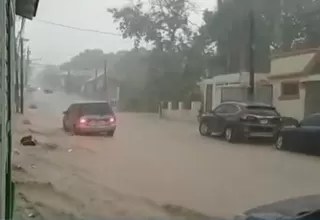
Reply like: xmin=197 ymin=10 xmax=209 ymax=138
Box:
xmin=268 ymin=48 xmax=320 ymax=79
xmin=300 ymin=74 xmax=320 ymax=83
xmin=84 ymin=73 xmax=120 ymax=85
xmin=201 ymin=72 xmax=270 ymax=86
xmin=200 ymin=48 xmax=320 ymax=84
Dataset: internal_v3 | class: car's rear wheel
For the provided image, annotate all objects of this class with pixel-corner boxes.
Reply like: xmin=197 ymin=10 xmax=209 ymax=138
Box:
xmin=72 ymin=125 xmax=81 ymax=135
xmin=225 ymin=127 xmax=238 ymax=143
xmin=275 ymin=135 xmax=283 ymax=150
xmin=63 ymin=121 xmax=68 ymax=132
xmin=199 ymin=121 xmax=210 ymax=136
xmin=105 ymin=130 xmax=115 ymax=137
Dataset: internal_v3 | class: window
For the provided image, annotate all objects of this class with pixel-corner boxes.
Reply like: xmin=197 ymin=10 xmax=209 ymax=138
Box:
xmin=80 ymin=102 xmax=113 ymax=115
xmin=214 ymin=105 xmax=228 ymax=114
xmin=300 ymin=114 xmax=320 ymax=127
xmin=246 ymin=106 xmax=279 ymax=116
xmin=214 ymin=104 xmax=239 ymax=114
xmin=280 ymin=82 xmax=299 ymax=100
xmin=224 ymin=104 xmax=240 ymax=114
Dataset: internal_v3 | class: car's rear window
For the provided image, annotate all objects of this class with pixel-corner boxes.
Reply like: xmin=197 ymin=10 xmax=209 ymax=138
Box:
xmin=246 ymin=106 xmax=279 ymax=116
xmin=80 ymin=102 xmax=113 ymax=115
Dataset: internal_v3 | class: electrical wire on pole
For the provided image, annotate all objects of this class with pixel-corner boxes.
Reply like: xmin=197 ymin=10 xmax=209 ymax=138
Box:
xmin=216 ymin=0 xmax=222 ymax=56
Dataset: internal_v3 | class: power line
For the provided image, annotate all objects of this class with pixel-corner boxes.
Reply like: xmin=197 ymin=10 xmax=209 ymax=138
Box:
xmin=34 ymin=19 xmax=122 ymax=36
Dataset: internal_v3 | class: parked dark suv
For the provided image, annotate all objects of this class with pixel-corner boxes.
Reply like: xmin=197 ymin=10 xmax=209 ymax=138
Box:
xmin=199 ymin=101 xmax=282 ymax=143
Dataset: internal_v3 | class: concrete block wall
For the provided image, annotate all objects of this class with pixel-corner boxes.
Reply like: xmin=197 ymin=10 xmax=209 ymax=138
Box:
xmin=162 ymin=101 xmax=201 ymax=122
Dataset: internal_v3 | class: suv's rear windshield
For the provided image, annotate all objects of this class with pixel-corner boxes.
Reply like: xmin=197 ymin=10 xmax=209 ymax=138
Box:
xmin=80 ymin=102 xmax=113 ymax=115
xmin=246 ymin=106 xmax=279 ymax=116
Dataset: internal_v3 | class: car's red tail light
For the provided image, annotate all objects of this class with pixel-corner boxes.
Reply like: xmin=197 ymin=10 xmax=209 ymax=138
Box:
xmin=79 ymin=118 xmax=87 ymax=124
xmin=102 ymin=116 xmax=116 ymax=123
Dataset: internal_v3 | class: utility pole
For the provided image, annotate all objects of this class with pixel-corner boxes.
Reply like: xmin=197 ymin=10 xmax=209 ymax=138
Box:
xmin=25 ymin=47 xmax=31 ymax=87
xmin=103 ymin=60 xmax=108 ymax=100
xmin=248 ymin=9 xmax=255 ymax=102
xmin=217 ymin=0 xmax=223 ymax=56
xmin=15 ymin=49 xmax=20 ymax=113
xmin=20 ymin=37 xmax=24 ymax=114
xmin=66 ymin=70 xmax=71 ymax=93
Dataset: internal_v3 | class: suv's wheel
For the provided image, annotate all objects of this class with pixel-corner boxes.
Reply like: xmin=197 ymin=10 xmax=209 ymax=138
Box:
xmin=225 ymin=127 xmax=238 ymax=143
xmin=275 ymin=135 xmax=283 ymax=150
xmin=199 ymin=122 xmax=210 ymax=136
xmin=72 ymin=125 xmax=80 ymax=135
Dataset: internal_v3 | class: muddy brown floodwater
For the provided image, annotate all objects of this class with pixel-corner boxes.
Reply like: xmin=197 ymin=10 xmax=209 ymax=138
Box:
xmin=12 ymin=91 xmax=320 ymax=220
xmin=12 ymin=93 xmax=217 ymax=220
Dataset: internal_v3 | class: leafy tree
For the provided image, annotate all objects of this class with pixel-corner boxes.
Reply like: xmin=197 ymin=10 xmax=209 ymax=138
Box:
xmin=108 ymin=0 xmax=199 ymax=106
xmin=60 ymin=49 xmax=107 ymax=71
xmin=108 ymin=0 xmax=193 ymax=51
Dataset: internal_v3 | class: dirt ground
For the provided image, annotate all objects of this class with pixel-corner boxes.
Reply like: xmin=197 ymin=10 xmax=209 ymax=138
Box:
xmin=12 ymin=109 xmax=216 ymax=220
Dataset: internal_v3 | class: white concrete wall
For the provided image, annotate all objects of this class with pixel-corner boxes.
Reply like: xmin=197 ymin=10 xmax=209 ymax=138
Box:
xmin=272 ymin=77 xmax=306 ymax=121
xmin=162 ymin=101 xmax=201 ymax=122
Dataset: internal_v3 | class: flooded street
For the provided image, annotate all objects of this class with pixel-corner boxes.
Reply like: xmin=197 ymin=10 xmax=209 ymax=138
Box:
xmin=13 ymin=91 xmax=320 ymax=218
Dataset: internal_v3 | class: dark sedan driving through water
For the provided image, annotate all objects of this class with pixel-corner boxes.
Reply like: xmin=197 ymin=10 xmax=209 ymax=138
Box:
xmin=199 ymin=102 xmax=282 ymax=143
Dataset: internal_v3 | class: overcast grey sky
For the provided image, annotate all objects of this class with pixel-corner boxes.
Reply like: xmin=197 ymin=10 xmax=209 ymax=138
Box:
xmin=24 ymin=0 xmax=216 ymax=65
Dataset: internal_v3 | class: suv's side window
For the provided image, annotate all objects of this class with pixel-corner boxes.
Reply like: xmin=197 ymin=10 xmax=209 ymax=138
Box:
xmin=224 ymin=104 xmax=240 ymax=114
xmin=214 ymin=104 xmax=228 ymax=114
xmin=214 ymin=104 xmax=240 ymax=114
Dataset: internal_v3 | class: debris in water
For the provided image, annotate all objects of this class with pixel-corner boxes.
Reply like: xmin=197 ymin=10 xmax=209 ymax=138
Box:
xmin=12 ymin=164 xmax=24 ymax=172
xmin=13 ymin=148 xmax=20 ymax=155
xmin=27 ymin=211 xmax=37 ymax=218
xmin=162 ymin=204 xmax=212 ymax=219
xmin=40 ymin=142 xmax=58 ymax=150
xmin=68 ymin=149 xmax=72 ymax=152
xmin=20 ymin=135 xmax=37 ymax=146
xmin=22 ymin=119 xmax=31 ymax=125
xmin=31 ymin=164 xmax=36 ymax=169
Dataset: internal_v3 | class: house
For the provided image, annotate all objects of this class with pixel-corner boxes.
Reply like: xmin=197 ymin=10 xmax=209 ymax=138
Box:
xmin=81 ymin=72 xmax=120 ymax=109
xmin=200 ymin=72 xmax=272 ymax=112
xmin=267 ymin=48 xmax=320 ymax=120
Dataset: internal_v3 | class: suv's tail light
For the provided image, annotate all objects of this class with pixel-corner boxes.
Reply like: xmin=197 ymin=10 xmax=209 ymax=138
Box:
xmin=240 ymin=114 xmax=256 ymax=121
xmin=103 ymin=116 xmax=116 ymax=123
xmin=79 ymin=117 xmax=87 ymax=124
xmin=109 ymin=117 xmax=115 ymax=123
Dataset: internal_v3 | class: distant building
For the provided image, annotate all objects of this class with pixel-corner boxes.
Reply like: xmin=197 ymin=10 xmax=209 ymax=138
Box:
xmin=268 ymin=48 xmax=320 ymax=120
